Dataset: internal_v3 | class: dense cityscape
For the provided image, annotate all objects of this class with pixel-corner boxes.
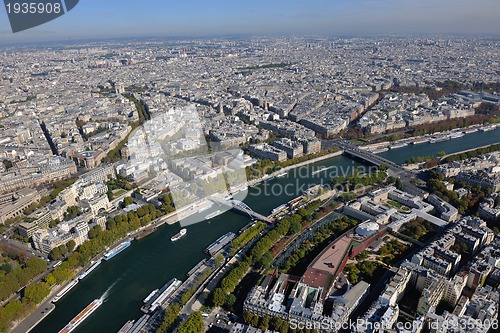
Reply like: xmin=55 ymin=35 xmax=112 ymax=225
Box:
xmin=0 ymin=29 xmax=499 ymax=333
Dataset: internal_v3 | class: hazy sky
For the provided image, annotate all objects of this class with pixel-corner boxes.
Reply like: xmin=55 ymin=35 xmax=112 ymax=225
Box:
xmin=1 ymin=0 xmax=500 ymax=44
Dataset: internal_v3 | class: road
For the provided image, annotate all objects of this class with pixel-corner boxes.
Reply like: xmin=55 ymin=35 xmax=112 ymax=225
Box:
xmin=0 ymin=238 xmax=52 ymax=308
xmin=11 ymin=292 xmax=56 ymax=333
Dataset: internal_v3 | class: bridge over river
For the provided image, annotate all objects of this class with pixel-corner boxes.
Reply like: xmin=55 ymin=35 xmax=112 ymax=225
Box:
xmin=210 ymin=198 xmax=274 ymax=223
xmin=334 ymin=140 xmax=428 ymax=198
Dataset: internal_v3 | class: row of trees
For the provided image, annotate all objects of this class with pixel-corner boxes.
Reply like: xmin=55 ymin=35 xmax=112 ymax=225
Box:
xmin=330 ymin=168 xmax=388 ymax=189
xmin=209 ymin=214 xmax=299 ymax=308
xmin=443 ymin=143 xmax=500 ymax=163
xmin=249 ymin=218 xmax=292 ymax=262
xmin=123 ymin=93 xmax=151 ymax=124
xmin=0 ymin=257 xmax=47 ymax=302
xmin=101 ymin=92 xmax=151 ymax=162
xmin=179 ymin=268 xmax=211 ymax=306
xmin=175 ymin=312 xmax=204 ymax=333
xmin=230 ymin=222 xmax=267 ymax=256
xmin=409 ymin=114 xmax=493 ymax=137
xmin=405 ymin=151 xmax=445 ymax=164
xmin=208 ymin=199 xmax=340 ymax=308
xmin=0 ymin=257 xmax=49 ymax=332
xmin=48 ymin=240 xmax=76 ymax=261
xmin=155 ymin=303 xmax=180 ymax=333
xmin=41 ymin=203 xmax=169 ymax=300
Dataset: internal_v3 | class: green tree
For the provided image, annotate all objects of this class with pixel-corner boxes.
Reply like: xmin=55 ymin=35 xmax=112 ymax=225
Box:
xmin=49 ymin=247 xmax=62 ymax=261
xmin=52 ymin=267 xmax=73 ymax=284
xmin=162 ymin=194 xmax=172 ymax=206
xmin=289 ymin=220 xmax=302 ymax=235
xmin=180 ymin=287 xmax=195 ymax=305
xmin=49 ymin=219 xmax=60 ymax=228
xmin=0 ymin=299 xmax=22 ymax=332
xmin=271 ymin=316 xmax=289 ymax=333
xmin=88 ymin=225 xmax=102 ymax=239
xmin=214 ymin=253 xmax=225 ymax=266
xmin=395 ymin=178 xmax=403 ymax=190
xmin=176 ymin=312 xmax=204 ymax=333
xmin=225 ymin=293 xmax=237 ymax=308
xmin=257 ymin=252 xmax=274 ymax=269
xmin=156 ymin=303 xmax=180 ymax=333
xmin=45 ymin=273 xmax=56 ymax=286
xmin=259 ymin=316 xmax=271 ymax=331
xmin=243 ymin=311 xmax=259 ymax=327
xmin=23 ymin=282 xmax=50 ymax=305
xmin=297 ymin=208 xmax=308 ymax=218
xmin=66 ymin=240 xmax=76 ymax=252
xmin=210 ymin=287 xmax=227 ymax=307
xmin=123 ymin=196 xmax=133 ymax=207
xmin=59 ymin=244 xmax=68 ymax=257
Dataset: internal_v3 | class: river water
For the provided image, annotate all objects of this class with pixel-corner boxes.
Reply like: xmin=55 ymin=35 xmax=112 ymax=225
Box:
xmin=378 ymin=127 xmax=500 ymax=164
xmin=31 ymin=128 xmax=500 ymax=333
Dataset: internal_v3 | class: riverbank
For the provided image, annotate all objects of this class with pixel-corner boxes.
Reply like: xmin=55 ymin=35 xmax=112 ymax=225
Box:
xmin=360 ymin=123 xmax=496 ymax=153
xmin=10 ymin=283 xmax=57 ymax=333
xmin=247 ymin=150 xmax=344 ymax=186
xmin=401 ymin=142 xmax=500 ymax=172
xmin=160 ymin=149 xmax=344 ymax=225
xmin=10 ymin=150 xmax=349 ymax=332
xmin=440 ymin=142 xmax=500 ymax=161
xmin=25 ymin=124 xmax=500 ymax=332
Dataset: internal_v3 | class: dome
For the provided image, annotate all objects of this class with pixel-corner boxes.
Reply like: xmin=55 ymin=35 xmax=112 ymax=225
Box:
xmin=355 ymin=221 xmax=379 ymax=237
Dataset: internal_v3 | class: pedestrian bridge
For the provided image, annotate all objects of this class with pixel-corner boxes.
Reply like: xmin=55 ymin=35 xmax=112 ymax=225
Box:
xmin=210 ymin=198 xmax=273 ymax=223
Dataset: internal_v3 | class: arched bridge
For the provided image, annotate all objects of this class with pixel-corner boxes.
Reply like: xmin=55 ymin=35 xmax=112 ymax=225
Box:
xmin=211 ymin=198 xmax=273 ymax=223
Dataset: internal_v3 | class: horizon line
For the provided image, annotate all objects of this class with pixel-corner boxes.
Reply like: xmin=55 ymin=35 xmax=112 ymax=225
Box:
xmin=1 ymin=32 xmax=500 ymax=48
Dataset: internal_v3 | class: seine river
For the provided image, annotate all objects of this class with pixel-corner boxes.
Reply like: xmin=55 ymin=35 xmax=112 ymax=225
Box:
xmin=31 ymin=127 xmax=499 ymax=333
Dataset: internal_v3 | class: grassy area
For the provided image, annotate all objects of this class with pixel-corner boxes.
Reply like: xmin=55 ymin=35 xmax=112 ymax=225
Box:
xmin=387 ymin=200 xmax=402 ymax=208
xmin=112 ymin=189 xmax=126 ymax=197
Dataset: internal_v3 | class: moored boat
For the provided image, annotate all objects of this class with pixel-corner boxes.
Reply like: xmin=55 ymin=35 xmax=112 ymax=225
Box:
xmin=103 ymin=241 xmax=131 ymax=261
xmin=205 ymin=210 xmax=222 ymax=220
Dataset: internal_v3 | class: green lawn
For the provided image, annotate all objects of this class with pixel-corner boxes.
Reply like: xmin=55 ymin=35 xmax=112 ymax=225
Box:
xmin=387 ymin=200 xmax=402 ymax=208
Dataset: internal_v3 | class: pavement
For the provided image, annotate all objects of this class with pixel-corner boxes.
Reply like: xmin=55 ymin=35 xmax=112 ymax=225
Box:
xmin=11 ymin=294 xmax=56 ymax=333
